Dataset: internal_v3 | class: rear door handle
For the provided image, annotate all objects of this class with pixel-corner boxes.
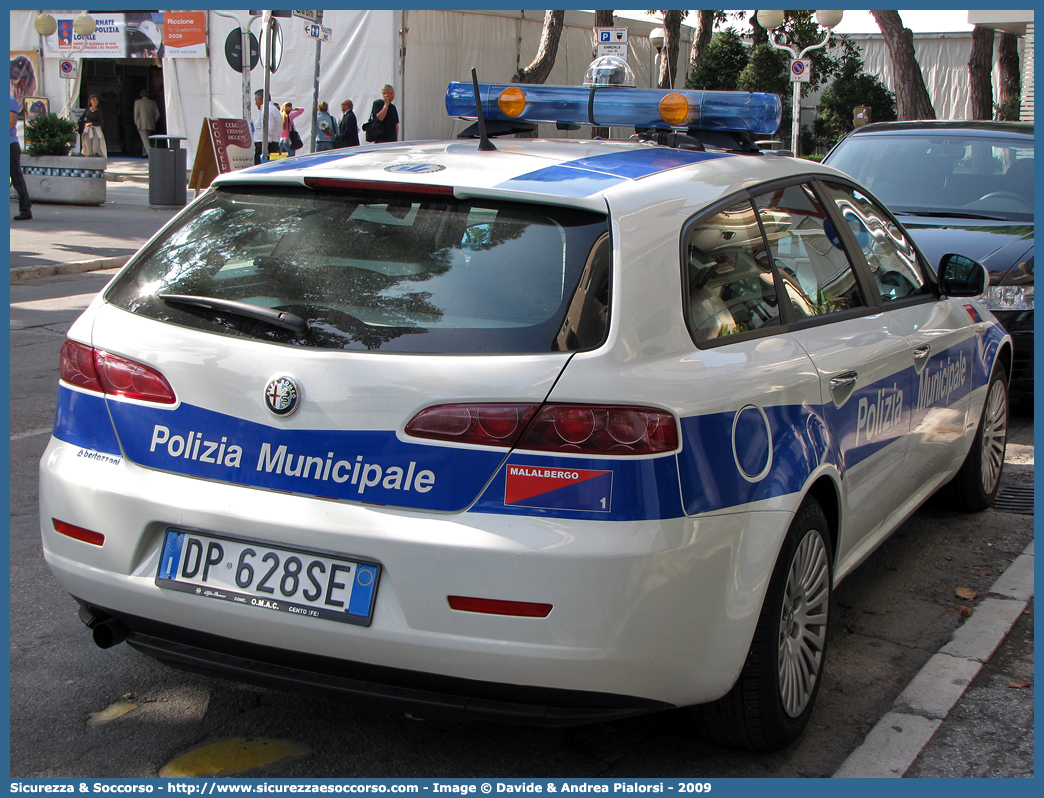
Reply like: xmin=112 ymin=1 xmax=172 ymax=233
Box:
xmin=829 ymin=371 xmax=858 ymax=408
xmin=913 ymin=344 xmax=931 ymax=374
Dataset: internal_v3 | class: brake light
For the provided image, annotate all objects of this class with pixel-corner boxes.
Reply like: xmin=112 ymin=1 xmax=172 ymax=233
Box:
xmin=303 ymin=177 xmax=454 ymax=196
xmin=59 ymin=340 xmax=176 ymax=404
xmin=53 ymin=518 xmax=104 ymax=546
xmin=405 ymin=403 xmax=678 ymax=454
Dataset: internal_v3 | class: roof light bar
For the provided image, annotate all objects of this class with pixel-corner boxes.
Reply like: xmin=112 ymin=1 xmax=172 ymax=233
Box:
xmin=446 ymin=82 xmax=782 ymax=136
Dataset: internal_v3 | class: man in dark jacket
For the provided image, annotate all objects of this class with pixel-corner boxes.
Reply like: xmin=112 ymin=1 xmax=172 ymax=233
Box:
xmin=366 ymin=85 xmax=399 ymax=143
xmin=336 ymin=99 xmax=359 ymax=147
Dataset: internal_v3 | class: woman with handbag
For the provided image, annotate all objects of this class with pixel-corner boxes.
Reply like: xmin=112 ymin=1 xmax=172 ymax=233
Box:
xmin=80 ymin=95 xmax=107 ymax=159
xmin=315 ymin=101 xmax=339 ymax=151
xmin=279 ymin=101 xmax=305 ymax=156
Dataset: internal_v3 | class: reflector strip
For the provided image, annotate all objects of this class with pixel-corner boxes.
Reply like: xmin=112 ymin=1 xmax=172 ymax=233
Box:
xmin=53 ymin=518 xmax=105 ymax=546
xmin=447 ymin=596 xmax=552 ymax=617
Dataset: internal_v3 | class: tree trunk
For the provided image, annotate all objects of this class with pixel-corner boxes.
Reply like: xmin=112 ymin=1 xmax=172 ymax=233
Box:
xmin=871 ymin=10 xmax=936 ymax=120
xmin=968 ymin=25 xmax=994 ymax=120
xmin=998 ymin=31 xmax=1021 ymax=120
xmin=591 ymin=10 xmax=614 ymax=138
xmin=513 ymin=10 xmax=566 ymax=84
xmin=690 ymin=10 xmax=715 ymax=72
xmin=659 ymin=10 xmax=684 ymax=89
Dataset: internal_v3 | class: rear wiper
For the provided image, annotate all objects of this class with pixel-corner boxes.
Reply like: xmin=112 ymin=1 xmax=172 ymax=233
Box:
xmin=159 ymin=294 xmax=311 ymax=336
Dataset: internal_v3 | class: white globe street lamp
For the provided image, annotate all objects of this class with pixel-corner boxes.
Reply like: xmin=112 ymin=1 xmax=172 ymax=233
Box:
xmin=34 ymin=13 xmax=58 ymax=36
xmin=73 ymin=13 xmax=96 ymax=37
xmin=756 ymin=10 xmax=843 ymax=157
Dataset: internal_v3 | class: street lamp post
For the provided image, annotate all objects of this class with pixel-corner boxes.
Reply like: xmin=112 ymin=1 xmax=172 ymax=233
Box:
xmin=756 ymin=10 xmax=843 ymax=157
xmin=213 ymin=10 xmax=260 ymax=127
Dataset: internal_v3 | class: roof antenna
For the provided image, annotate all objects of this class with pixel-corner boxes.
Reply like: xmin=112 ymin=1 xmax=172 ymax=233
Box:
xmin=471 ymin=68 xmax=497 ymax=152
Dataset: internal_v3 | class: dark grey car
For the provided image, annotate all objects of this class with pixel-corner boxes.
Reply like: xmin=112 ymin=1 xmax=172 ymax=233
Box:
xmin=824 ymin=121 xmax=1033 ymax=397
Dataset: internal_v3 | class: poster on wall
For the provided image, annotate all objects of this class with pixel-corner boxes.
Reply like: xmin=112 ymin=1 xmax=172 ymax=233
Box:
xmin=39 ymin=12 xmax=207 ymax=59
xmin=23 ymin=97 xmax=49 ymax=120
xmin=163 ymin=12 xmax=208 ymax=58
xmin=42 ymin=14 xmax=127 ymax=57
xmin=10 ymin=50 xmax=40 ymax=107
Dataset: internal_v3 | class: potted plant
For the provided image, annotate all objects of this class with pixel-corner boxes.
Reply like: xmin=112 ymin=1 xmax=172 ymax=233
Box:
xmin=21 ymin=112 xmax=106 ymax=205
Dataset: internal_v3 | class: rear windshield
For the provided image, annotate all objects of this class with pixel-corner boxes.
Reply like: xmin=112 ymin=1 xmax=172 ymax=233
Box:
xmin=105 ymin=186 xmax=611 ymax=354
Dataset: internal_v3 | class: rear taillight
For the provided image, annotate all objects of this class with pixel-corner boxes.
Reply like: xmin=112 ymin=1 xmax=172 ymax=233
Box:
xmin=406 ymin=403 xmax=539 ymax=448
xmin=59 ymin=340 xmax=176 ymax=404
xmin=520 ymin=404 xmax=678 ymax=454
xmin=406 ymin=403 xmax=678 ymax=455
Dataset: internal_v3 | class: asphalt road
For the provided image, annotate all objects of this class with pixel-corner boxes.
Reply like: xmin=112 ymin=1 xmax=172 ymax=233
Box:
xmin=9 ymin=268 xmax=1035 ymax=778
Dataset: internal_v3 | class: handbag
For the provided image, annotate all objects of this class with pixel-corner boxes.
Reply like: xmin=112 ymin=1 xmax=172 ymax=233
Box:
xmin=289 ymin=123 xmax=303 ymax=151
xmin=363 ymin=117 xmax=380 ymax=143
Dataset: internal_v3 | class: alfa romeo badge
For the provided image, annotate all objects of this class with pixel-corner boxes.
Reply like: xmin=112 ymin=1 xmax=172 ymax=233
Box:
xmin=264 ymin=376 xmax=300 ymax=416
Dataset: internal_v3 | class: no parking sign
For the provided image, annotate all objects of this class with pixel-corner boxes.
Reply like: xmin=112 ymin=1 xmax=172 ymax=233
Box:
xmin=59 ymin=59 xmax=77 ymax=79
xmin=790 ymin=58 xmax=811 ymax=83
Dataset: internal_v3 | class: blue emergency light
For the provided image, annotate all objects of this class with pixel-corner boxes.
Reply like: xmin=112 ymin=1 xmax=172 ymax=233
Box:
xmin=445 ymin=82 xmax=782 ymax=136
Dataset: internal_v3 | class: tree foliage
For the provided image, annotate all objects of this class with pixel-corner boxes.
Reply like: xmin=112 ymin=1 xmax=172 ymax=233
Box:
xmin=812 ymin=56 xmax=896 ymax=147
xmin=685 ymin=28 xmax=748 ymax=91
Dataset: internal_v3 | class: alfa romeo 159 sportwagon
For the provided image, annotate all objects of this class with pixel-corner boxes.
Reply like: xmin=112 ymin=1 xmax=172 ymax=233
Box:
xmin=41 ymin=74 xmax=1010 ymax=752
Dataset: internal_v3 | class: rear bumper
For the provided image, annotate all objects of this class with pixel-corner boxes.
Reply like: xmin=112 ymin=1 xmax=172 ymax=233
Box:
xmin=41 ymin=434 xmax=794 ymax=708
xmin=81 ymin=601 xmax=669 ymax=726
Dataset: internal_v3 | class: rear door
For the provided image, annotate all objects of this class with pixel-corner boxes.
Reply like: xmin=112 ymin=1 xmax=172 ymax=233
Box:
xmin=750 ymin=181 xmax=916 ymax=565
xmin=817 ymin=181 xmax=979 ymax=504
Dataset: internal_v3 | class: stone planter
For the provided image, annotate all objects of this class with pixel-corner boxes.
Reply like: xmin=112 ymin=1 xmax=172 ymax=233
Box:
xmin=21 ymin=154 xmax=106 ymax=205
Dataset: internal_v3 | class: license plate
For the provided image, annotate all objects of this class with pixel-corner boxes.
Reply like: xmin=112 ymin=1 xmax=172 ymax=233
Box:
xmin=156 ymin=529 xmax=379 ymax=626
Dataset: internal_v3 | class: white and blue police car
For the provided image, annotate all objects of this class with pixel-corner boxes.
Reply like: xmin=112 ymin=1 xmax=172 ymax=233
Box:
xmin=40 ymin=73 xmax=1011 ymax=751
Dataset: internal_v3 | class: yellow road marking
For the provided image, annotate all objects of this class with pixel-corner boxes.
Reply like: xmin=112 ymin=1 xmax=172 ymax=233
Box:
xmin=159 ymin=738 xmax=310 ymax=778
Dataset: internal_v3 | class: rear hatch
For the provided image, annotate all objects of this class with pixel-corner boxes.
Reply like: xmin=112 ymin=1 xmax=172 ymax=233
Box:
xmin=87 ymin=182 xmax=611 ymax=512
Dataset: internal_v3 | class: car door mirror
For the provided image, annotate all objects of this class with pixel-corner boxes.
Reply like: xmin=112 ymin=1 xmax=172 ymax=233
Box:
xmin=938 ymin=253 xmax=988 ymax=297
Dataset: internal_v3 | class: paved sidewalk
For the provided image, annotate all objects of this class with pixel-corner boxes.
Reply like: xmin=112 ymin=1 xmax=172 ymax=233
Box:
xmin=10 ymin=157 xmax=189 ymax=281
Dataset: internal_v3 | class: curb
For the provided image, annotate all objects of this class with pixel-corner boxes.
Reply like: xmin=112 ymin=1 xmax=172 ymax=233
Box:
xmin=10 ymin=256 xmax=128 ymax=283
xmin=833 ymin=540 xmax=1034 ymax=777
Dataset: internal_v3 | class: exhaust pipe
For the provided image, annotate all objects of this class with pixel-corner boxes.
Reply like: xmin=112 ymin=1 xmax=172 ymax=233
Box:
xmin=92 ymin=617 xmax=130 ymax=649
xmin=77 ymin=603 xmax=131 ymax=649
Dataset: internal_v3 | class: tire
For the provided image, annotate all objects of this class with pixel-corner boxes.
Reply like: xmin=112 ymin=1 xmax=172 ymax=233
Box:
xmin=947 ymin=364 xmax=1008 ymax=512
xmin=692 ymin=497 xmax=832 ymax=752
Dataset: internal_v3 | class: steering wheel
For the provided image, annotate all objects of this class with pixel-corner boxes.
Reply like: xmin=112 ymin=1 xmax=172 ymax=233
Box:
xmin=976 ymin=191 xmax=1032 ymax=209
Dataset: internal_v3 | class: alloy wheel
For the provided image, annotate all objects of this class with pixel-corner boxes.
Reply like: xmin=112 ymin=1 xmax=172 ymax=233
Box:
xmin=777 ymin=529 xmax=830 ymax=718
xmin=980 ymin=378 xmax=1008 ymax=496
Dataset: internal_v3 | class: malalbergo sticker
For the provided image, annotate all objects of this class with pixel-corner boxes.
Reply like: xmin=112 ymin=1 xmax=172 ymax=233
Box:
xmin=505 ymin=465 xmax=613 ymax=512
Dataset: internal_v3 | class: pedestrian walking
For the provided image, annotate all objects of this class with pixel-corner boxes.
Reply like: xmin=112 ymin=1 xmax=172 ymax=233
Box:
xmin=336 ymin=99 xmax=359 ymax=147
xmin=133 ymin=89 xmax=161 ymax=158
xmin=10 ymin=92 xmax=31 ymax=220
xmin=315 ymin=101 xmax=338 ymax=151
xmin=252 ymin=89 xmax=281 ymax=164
xmin=364 ymin=85 xmax=399 ymax=143
xmin=279 ymin=101 xmax=305 ymax=157
xmin=79 ymin=95 xmax=107 ymax=159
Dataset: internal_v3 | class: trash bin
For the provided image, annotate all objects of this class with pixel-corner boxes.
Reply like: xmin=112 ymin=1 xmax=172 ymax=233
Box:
xmin=148 ymin=135 xmax=187 ymax=207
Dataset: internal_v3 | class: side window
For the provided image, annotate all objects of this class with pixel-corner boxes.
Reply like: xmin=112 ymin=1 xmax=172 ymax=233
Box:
xmin=821 ymin=182 xmax=928 ymax=302
xmin=684 ymin=201 xmax=782 ymax=343
xmin=753 ymin=183 xmax=867 ymax=319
